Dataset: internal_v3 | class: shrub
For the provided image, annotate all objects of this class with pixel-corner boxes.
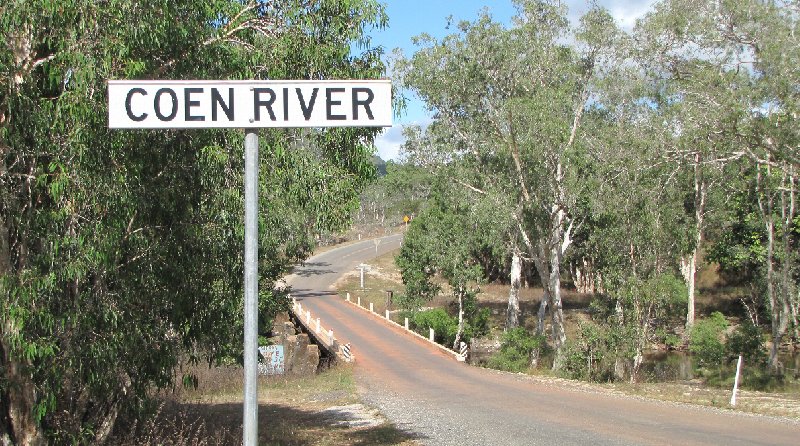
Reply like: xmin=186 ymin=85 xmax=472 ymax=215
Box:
xmin=411 ymin=308 xmax=458 ymax=346
xmin=488 ymin=328 xmax=544 ymax=372
xmin=465 ymin=307 xmax=491 ymax=340
xmin=664 ymin=333 xmax=681 ymax=350
xmin=689 ymin=311 xmax=729 ymax=368
xmin=560 ymin=322 xmax=627 ymax=382
xmin=726 ymin=320 xmax=766 ymax=366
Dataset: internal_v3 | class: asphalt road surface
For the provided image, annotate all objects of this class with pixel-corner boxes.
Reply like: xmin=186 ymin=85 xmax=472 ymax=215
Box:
xmin=287 ymin=234 xmax=800 ymax=445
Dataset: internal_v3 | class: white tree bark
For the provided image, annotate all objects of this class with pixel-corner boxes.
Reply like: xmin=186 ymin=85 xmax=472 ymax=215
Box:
xmin=506 ymin=247 xmax=522 ymax=330
xmin=685 ymin=153 xmax=707 ymax=331
xmin=758 ymin=163 xmax=792 ymax=371
xmin=453 ymin=286 xmax=465 ymax=351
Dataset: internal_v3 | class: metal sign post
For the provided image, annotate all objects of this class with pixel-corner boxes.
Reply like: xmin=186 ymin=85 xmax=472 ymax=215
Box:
xmin=108 ymin=79 xmax=390 ymax=446
xmin=242 ymin=130 xmax=259 ymax=445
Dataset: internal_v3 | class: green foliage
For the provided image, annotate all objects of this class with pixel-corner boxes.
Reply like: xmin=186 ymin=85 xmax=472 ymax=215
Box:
xmin=726 ymin=321 xmax=767 ymax=366
xmin=560 ymin=322 xmax=626 ymax=382
xmin=689 ymin=312 xmax=729 ymax=368
xmin=411 ymin=309 xmax=458 ymax=346
xmin=356 ymin=161 xmax=434 ymax=229
xmin=664 ymin=333 xmax=681 ymax=350
xmin=0 ymin=0 xmax=387 ymax=441
xmin=468 ymin=307 xmax=492 ymax=340
xmin=395 ymin=210 xmax=442 ymax=305
xmin=488 ymin=328 xmax=545 ymax=373
xmin=409 ymin=305 xmax=489 ymax=347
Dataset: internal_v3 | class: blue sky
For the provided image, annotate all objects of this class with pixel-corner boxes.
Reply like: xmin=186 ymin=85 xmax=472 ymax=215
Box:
xmin=368 ymin=0 xmax=657 ymax=161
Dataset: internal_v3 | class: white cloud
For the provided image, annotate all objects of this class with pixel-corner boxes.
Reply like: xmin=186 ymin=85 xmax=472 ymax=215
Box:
xmin=374 ymin=117 xmax=433 ymax=161
xmin=374 ymin=125 xmax=406 ymax=161
xmin=385 ymin=1 xmax=659 ymax=162
xmin=603 ymin=0 xmax=657 ymax=30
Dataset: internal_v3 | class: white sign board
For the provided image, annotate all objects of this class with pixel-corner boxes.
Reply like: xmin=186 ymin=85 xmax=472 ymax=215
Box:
xmin=258 ymin=345 xmax=285 ymax=376
xmin=108 ymin=80 xmax=392 ymax=129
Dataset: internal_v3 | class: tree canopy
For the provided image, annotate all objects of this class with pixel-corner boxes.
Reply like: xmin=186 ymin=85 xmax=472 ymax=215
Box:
xmin=396 ymin=0 xmax=799 ymax=375
xmin=0 ymin=1 xmax=387 ymax=443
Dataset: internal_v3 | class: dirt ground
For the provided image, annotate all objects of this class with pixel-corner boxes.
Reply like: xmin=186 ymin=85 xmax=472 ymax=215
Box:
xmin=110 ymin=365 xmax=421 ymax=445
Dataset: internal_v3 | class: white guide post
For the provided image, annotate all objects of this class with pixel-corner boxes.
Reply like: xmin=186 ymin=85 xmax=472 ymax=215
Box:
xmin=731 ymin=355 xmax=743 ymax=406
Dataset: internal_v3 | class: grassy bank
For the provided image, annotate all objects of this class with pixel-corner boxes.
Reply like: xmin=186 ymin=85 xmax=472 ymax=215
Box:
xmin=110 ymin=365 xmax=420 ymax=445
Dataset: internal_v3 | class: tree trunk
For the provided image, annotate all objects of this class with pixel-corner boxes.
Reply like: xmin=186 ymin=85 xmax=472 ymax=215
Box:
xmin=2 ymin=329 xmax=46 ymax=446
xmin=531 ymin=220 xmax=568 ymax=369
xmin=530 ymin=289 xmax=548 ymax=369
xmin=92 ymin=373 xmax=131 ymax=445
xmin=570 ymin=258 xmax=599 ymax=294
xmin=614 ymin=297 xmax=626 ymax=380
xmin=776 ymin=165 xmax=795 ymax=361
xmin=453 ymin=286 xmax=465 ymax=351
xmin=1 ymin=216 xmax=46 ymax=446
xmin=758 ymin=164 xmax=788 ymax=372
xmin=766 ymin=211 xmax=782 ymax=370
xmin=547 ymin=239 xmax=567 ymax=371
xmin=684 ymin=155 xmax=706 ymax=331
xmin=506 ymin=248 xmax=522 ymax=330
xmin=791 ymin=290 xmax=799 ymax=345
xmin=682 ymin=251 xmax=697 ymax=330
xmin=535 ymin=288 xmax=549 ymax=338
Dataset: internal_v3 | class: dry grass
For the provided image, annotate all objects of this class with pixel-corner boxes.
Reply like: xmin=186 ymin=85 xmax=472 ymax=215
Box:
xmin=334 ymin=248 xmax=406 ymax=321
xmin=111 ymin=364 xmax=421 ymax=445
xmin=611 ymin=380 xmax=800 ymax=419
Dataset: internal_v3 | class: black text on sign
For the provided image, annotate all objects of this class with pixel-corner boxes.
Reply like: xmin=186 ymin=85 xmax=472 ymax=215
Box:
xmin=108 ymin=80 xmax=392 ymax=129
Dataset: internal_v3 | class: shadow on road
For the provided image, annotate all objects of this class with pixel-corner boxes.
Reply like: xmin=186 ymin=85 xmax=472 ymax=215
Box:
xmin=294 ymin=261 xmax=338 ymax=277
xmin=290 ymin=288 xmax=338 ymax=300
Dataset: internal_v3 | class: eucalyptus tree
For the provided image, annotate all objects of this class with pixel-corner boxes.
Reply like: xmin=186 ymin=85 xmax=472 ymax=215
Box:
xmin=634 ymin=0 xmax=800 ymax=369
xmin=396 ymin=175 xmax=489 ymax=349
xmin=631 ymin=0 xmax=763 ymax=332
xmin=0 ymin=0 xmax=387 ymax=443
xmin=397 ymin=0 xmax=623 ymax=369
xmin=578 ymin=103 xmax=691 ymax=378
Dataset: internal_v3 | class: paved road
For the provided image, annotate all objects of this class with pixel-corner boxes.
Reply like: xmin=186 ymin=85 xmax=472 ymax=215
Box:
xmin=287 ymin=234 xmax=800 ymax=445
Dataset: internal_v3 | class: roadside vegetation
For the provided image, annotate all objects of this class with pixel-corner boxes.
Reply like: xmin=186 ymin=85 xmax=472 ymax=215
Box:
xmin=1 ymin=1 xmax=389 ymax=443
xmin=369 ymin=0 xmax=800 ymax=395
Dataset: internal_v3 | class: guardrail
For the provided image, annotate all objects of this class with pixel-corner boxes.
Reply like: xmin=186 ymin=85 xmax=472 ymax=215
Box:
xmin=342 ymin=292 xmax=467 ymax=362
xmin=289 ymin=296 xmax=354 ymax=363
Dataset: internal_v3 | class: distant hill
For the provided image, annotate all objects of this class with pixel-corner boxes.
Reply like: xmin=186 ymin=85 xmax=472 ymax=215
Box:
xmin=372 ymin=155 xmax=387 ymax=176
